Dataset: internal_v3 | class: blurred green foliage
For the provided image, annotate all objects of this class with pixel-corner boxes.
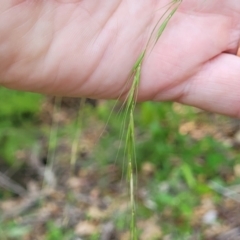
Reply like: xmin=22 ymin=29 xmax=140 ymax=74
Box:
xmin=96 ymin=100 xmax=239 ymax=236
xmin=45 ymin=222 xmax=74 ymax=240
xmin=0 ymin=221 xmax=31 ymax=240
xmin=0 ymin=89 xmax=239 ymax=238
xmin=0 ymin=221 xmax=74 ymax=240
xmin=0 ymin=88 xmax=43 ymax=166
xmin=0 ymin=88 xmax=42 ymax=124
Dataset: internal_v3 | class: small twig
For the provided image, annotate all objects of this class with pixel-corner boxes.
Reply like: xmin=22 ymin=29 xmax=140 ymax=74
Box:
xmin=0 ymin=190 xmax=49 ymax=221
xmin=0 ymin=171 xmax=26 ymax=196
xmin=209 ymin=181 xmax=240 ymax=203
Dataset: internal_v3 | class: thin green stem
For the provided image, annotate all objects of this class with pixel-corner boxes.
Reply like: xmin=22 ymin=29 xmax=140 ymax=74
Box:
xmin=44 ymin=96 xmax=62 ymax=187
xmin=124 ymin=1 xmax=182 ymax=239
xmin=70 ymin=98 xmax=86 ymax=167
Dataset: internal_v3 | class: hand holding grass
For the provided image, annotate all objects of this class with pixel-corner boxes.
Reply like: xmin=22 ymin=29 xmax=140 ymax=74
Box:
xmin=0 ymin=0 xmax=240 ymax=117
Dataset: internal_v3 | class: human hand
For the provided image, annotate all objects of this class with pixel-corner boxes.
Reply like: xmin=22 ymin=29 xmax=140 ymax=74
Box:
xmin=0 ymin=0 xmax=240 ymax=117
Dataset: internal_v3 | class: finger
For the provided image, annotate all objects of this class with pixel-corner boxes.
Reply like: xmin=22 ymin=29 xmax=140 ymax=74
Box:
xmin=237 ymin=45 xmax=240 ymax=56
xmin=178 ymin=53 xmax=240 ymax=118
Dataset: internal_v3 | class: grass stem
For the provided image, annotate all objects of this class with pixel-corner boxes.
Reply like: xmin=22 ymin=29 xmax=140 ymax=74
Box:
xmin=124 ymin=1 xmax=182 ymax=238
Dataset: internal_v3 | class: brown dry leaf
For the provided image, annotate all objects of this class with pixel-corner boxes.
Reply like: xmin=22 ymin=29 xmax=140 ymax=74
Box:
xmin=141 ymin=162 xmax=155 ymax=177
xmin=172 ymin=103 xmax=201 ymax=115
xmin=88 ymin=206 xmax=108 ymax=220
xmin=120 ymin=232 xmax=130 ymax=240
xmin=235 ymin=130 xmax=240 ymax=144
xmin=41 ymin=202 xmax=59 ymax=215
xmin=192 ymin=196 xmax=216 ymax=225
xmin=179 ymin=121 xmax=214 ymax=140
xmin=234 ymin=164 xmax=240 ymax=178
xmin=67 ymin=177 xmax=83 ymax=189
xmin=75 ymin=221 xmax=99 ymax=236
xmin=204 ymin=224 xmax=230 ymax=239
xmin=138 ymin=217 xmax=162 ymax=240
xmin=0 ymin=200 xmax=18 ymax=211
xmin=172 ymin=102 xmax=188 ymax=114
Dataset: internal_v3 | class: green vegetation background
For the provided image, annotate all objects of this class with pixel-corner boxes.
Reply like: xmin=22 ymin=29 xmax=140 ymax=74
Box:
xmin=0 ymin=88 xmax=239 ymax=239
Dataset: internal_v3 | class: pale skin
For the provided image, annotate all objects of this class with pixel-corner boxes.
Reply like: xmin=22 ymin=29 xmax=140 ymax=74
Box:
xmin=0 ymin=0 xmax=240 ymax=117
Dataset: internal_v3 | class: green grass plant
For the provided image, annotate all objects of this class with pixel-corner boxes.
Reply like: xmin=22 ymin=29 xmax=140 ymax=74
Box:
xmin=124 ymin=1 xmax=182 ymax=238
